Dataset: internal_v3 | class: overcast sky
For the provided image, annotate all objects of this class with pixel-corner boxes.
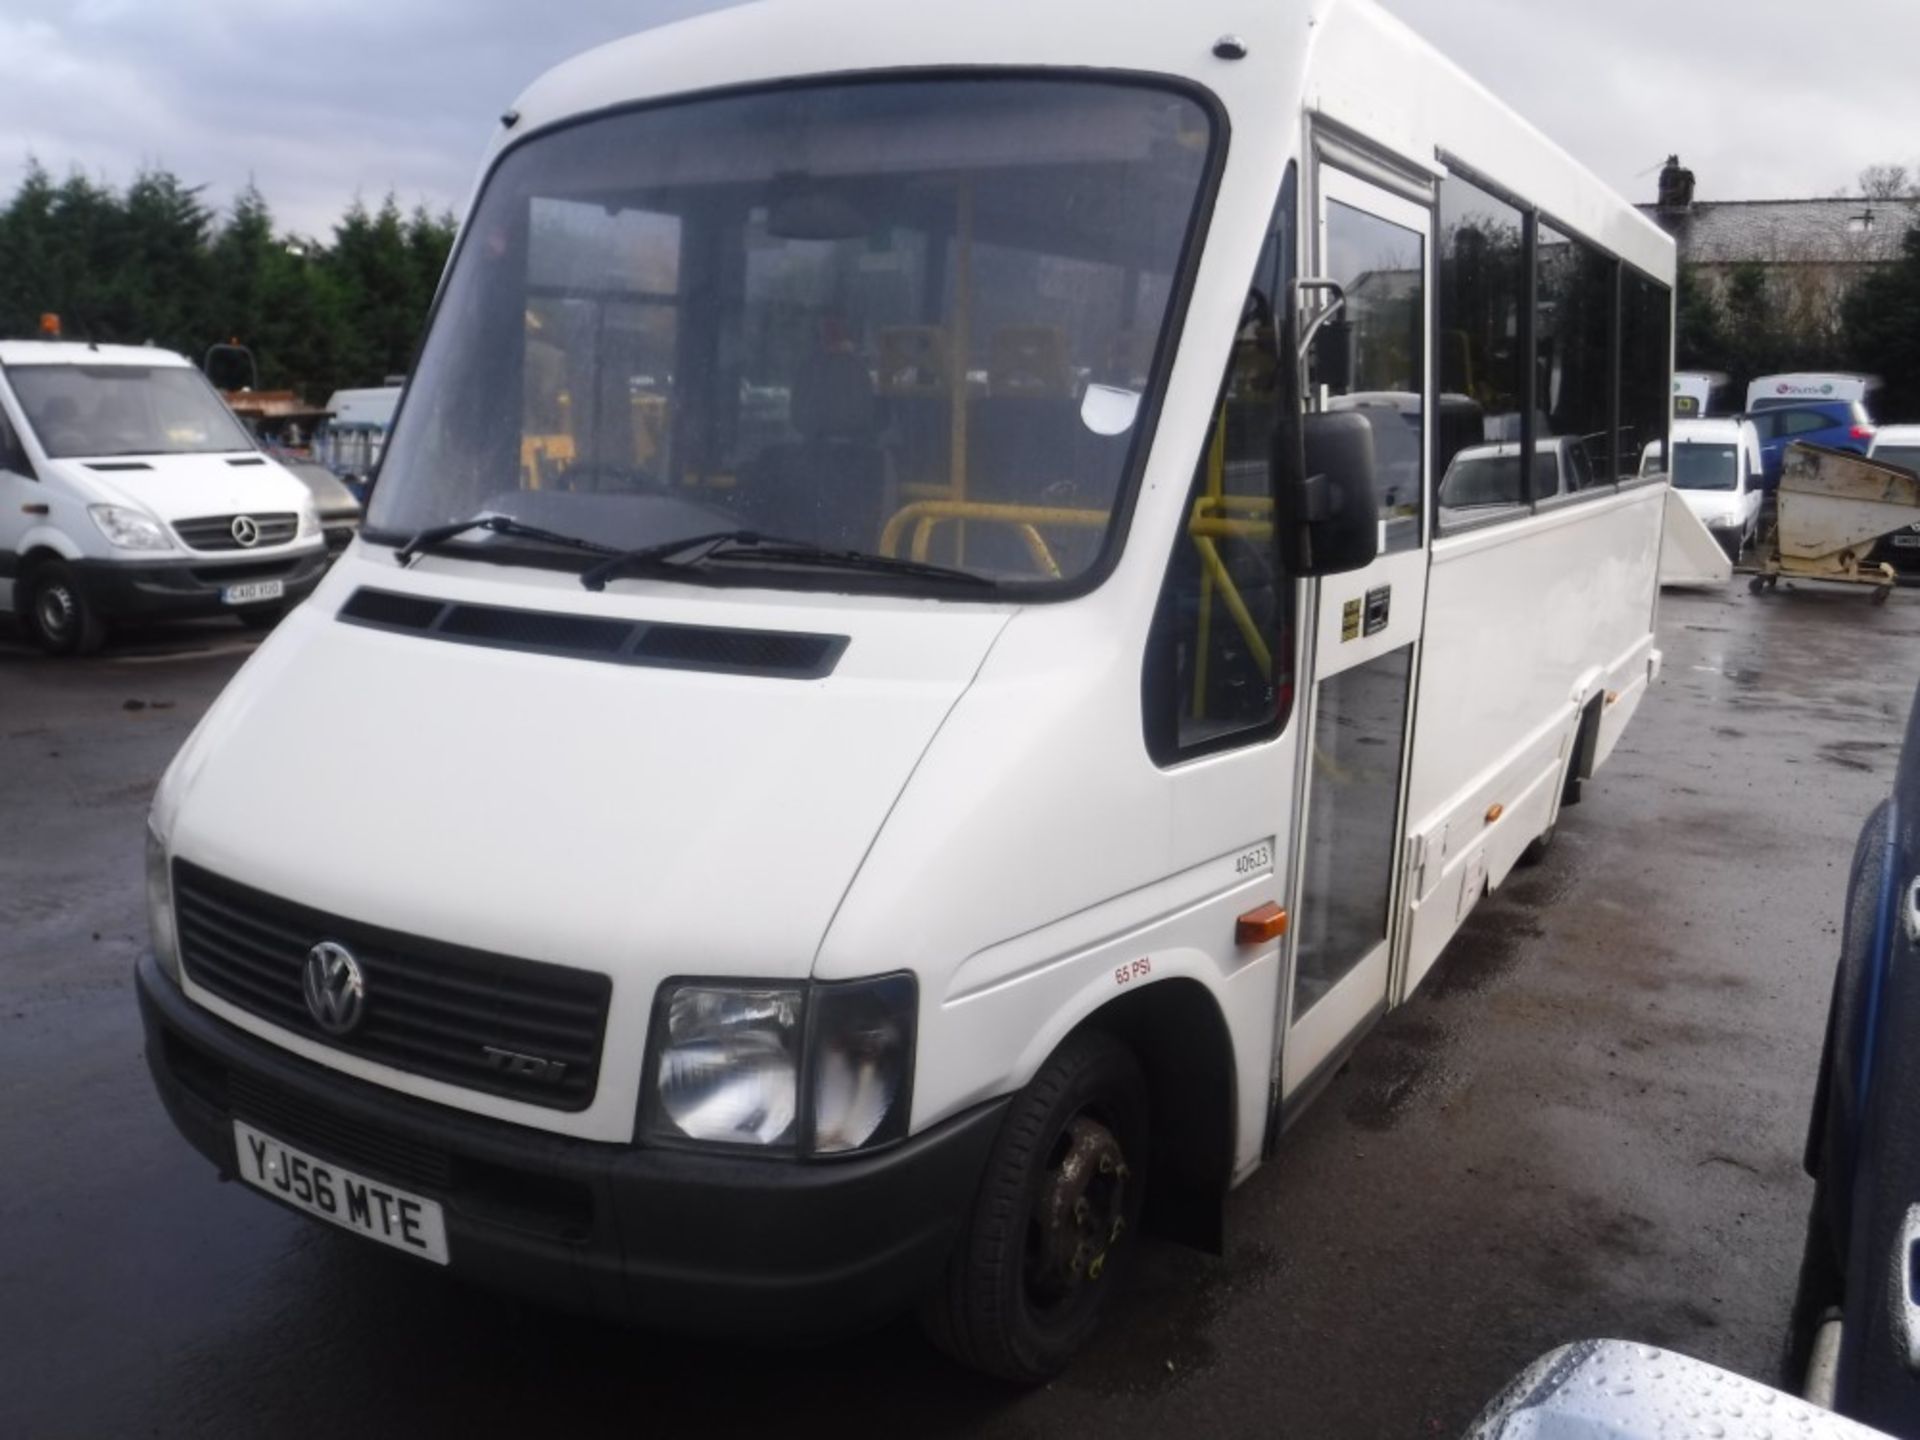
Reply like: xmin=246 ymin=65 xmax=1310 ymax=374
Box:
xmin=4 ymin=0 xmax=1918 ymax=238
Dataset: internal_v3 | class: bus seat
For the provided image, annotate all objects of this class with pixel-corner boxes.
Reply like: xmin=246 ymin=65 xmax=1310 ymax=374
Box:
xmin=741 ymin=350 xmax=888 ymax=550
xmin=878 ymin=327 xmax=949 ymax=394
xmin=989 ymin=327 xmax=1071 ymax=397
xmin=878 ymin=327 xmax=953 ymax=490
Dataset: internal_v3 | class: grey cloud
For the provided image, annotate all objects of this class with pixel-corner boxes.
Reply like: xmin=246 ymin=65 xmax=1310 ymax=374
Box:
xmin=1379 ymin=0 xmax=1920 ymax=204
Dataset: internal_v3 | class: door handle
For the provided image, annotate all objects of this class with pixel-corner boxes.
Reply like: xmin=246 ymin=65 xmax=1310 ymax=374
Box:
xmin=22 ymin=503 xmax=48 ymax=516
xmin=1905 ymin=877 xmax=1920 ymax=945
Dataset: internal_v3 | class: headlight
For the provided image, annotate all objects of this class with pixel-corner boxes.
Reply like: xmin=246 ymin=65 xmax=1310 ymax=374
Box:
xmin=651 ymin=985 xmax=802 ymax=1147
xmin=809 ymin=974 xmax=915 ymax=1154
xmin=645 ymin=975 xmax=916 ymax=1155
xmin=146 ymin=825 xmax=182 ymax=985
xmin=90 ymin=504 xmax=175 ymax=551
xmin=296 ymin=503 xmax=321 ymax=539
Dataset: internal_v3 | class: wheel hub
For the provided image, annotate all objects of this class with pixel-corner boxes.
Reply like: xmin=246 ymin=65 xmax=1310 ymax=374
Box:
xmin=1028 ymin=1114 xmax=1129 ymax=1306
xmin=36 ymin=584 xmax=75 ymax=639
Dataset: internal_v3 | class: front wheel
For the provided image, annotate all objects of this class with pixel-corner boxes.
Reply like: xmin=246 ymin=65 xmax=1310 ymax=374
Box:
xmin=25 ymin=560 xmax=107 ymax=656
xmin=922 ymin=1030 xmax=1149 ymax=1382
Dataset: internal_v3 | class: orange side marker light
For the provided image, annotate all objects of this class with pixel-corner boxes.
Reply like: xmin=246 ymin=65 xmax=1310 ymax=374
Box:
xmin=1485 ymin=803 xmax=1504 ymax=824
xmin=1236 ymin=902 xmax=1288 ymax=947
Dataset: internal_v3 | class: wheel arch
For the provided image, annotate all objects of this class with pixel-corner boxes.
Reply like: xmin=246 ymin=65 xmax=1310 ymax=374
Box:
xmin=12 ymin=539 xmax=80 ymax=614
xmin=1068 ymin=976 xmax=1236 ymax=1254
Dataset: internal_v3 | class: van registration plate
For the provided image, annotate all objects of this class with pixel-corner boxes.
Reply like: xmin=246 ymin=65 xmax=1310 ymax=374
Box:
xmin=1893 ymin=534 xmax=1920 ymax=548
xmin=222 ymin=579 xmax=284 ymax=605
xmin=233 ymin=1120 xmax=449 ymax=1264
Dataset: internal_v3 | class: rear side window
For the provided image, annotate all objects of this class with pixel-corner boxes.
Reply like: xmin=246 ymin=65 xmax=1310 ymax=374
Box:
xmin=1779 ymin=409 xmax=1836 ymax=438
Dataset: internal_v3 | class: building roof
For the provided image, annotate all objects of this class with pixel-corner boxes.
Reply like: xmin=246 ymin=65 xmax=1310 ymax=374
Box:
xmin=1639 ymin=198 xmax=1920 ymax=266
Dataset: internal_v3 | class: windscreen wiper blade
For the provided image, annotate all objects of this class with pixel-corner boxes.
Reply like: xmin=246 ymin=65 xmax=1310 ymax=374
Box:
xmin=580 ymin=530 xmax=999 ymax=592
xmin=395 ymin=513 xmax=619 ymax=567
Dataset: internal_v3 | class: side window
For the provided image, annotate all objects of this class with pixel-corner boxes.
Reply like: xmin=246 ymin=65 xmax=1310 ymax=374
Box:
xmin=0 ymin=407 xmax=31 ymax=478
xmin=1619 ymin=269 xmax=1671 ymax=479
xmin=1535 ymin=222 xmax=1617 ymax=495
xmin=1143 ymin=172 xmax=1296 ymax=764
xmin=1435 ymin=174 xmax=1528 ymax=527
xmin=1322 ymin=201 xmax=1426 ymax=551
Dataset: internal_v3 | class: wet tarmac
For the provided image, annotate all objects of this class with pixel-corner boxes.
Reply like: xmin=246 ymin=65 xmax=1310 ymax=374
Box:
xmin=3 ymin=583 xmax=1917 ymax=1438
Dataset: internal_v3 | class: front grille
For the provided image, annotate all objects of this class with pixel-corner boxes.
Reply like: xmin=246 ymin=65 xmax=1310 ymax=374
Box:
xmin=188 ymin=559 xmax=300 ymax=584
xmin=173 ymin=861 xmax=612 ymax=1111
xmin=229 ymin=1069 xmax=453 ymax=1193
xmin=174 ymin=512 xmax=299 ymax=551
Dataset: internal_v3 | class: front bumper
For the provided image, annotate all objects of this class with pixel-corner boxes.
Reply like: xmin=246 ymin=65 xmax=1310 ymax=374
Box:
xmin=75 ymin=549 xmax=329 ymax=621
xmin=137 ymin=954 xmax=1002 ymax=1337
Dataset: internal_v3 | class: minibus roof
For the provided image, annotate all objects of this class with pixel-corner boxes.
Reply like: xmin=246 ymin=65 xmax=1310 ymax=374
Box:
xmin=496 ymin=0 xmax=1673 ymax=284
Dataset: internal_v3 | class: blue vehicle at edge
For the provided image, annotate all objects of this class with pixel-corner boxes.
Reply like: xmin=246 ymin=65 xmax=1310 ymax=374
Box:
xmin=1795 ymin=678 xmax=1920 ymax=1435
xmin=1752 ymin=400 xmax=1876 ymax=491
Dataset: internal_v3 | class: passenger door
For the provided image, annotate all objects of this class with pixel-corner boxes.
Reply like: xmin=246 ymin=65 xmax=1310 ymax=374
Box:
xmin=1280 ymin=162 xmax=1432 ymax=1102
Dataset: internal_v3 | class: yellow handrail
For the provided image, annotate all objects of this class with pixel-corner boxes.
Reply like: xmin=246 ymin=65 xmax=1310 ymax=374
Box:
xmin=878 ymin=500 xmax=1109 ymax=577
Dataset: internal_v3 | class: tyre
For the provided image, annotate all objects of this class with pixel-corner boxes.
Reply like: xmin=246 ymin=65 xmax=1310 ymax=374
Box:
xmin=1784 ymin=1180 xmax=1843 ymax=1391
xmin=235 ymin=605 xmax=287 ymax=631
xmin=922 ymin=1029 xmax=1149 ymax=1382
xmin=24 ymin=560 xmax=107 ymax=656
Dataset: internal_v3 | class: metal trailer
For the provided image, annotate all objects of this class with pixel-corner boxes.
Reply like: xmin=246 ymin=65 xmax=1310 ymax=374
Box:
xmin=1751 ymin=443 xmax=1920 ymax=603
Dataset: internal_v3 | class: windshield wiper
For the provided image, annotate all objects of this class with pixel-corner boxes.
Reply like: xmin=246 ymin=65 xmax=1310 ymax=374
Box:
xmin=580 ymin=530 xmax=998 ymax=593
xmin=394 ymin=513 xmax=620 ymax=568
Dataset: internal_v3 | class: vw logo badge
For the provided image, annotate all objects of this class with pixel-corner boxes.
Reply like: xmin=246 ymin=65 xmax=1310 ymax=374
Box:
xmin=230 ymin=514 xmax=262 ymax=548
xmin=302 ymin=941 xmax=366 ymax=1036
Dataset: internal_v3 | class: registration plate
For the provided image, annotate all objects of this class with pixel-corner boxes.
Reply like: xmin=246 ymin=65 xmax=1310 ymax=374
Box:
xmin=221 ymin=579 xmax=284 ymax=605
xmin=1894 ymin=534 xmax=1920 ymax=548
xmin=232 ymin=1120 xmax=449 ymax=1264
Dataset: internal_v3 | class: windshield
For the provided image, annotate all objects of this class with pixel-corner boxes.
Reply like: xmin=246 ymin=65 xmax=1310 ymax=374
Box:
xmin=365 ymin=77 xmax=1216 ymax=592
xmin=8 ymin=364 xmax=256 ymax=459
xmin=1670 ymin=443 xmax=1737 ymax=491
xmin=1875 ymin=445 xmax=1920 ymax=476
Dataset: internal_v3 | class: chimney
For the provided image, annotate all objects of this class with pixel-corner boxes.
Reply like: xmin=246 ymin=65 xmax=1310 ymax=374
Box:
xmin=1657 ymin=155 xmax=1696 ymax=211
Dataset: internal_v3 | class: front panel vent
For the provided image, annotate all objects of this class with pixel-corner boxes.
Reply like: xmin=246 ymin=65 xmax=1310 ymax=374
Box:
xmin=338 ymin=587 xmax=847 ymax=679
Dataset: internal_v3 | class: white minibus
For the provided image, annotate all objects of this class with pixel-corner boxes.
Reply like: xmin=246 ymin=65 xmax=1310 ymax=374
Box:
xmin=137 ymin=0 xmax=1674 ymax=1379
xmin=1746 ymin=372 xmax=1881 ymax=415
xmin=0 ymin=339 xmax=328 ymax=653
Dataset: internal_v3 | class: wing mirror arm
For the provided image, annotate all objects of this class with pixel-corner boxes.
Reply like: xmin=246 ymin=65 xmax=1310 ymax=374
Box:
xmin=1272 ymin=276 xmax=1376 ymax=579
xmin=1291 ymin=278 xmax=1347 ymax=368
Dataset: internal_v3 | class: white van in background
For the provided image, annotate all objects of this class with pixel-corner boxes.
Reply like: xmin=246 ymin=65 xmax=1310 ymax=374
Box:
xmin=0 ymin=341 xmax=328 ymax=653
xmin=1673 ymin=370 xmax=1730 ymax=419
xmin=1746 ymin=372 xmax=1882 ymax=415
xmin=1663 ymin=418 xmax=1764 ymax=557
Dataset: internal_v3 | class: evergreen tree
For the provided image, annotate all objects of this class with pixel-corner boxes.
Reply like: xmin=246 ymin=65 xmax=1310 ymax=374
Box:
xmin=1845 ymin=228 xmax=1920 ymax=421
xmin=0 ymin=164 xmax=458 ymax=401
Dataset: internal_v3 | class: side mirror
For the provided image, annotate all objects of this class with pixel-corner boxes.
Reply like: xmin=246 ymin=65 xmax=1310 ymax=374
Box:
xmin=1276 ymin=410 xmax=1378 ymax=577
xmin=1308 ymin=320 xmax=1356 ymax=396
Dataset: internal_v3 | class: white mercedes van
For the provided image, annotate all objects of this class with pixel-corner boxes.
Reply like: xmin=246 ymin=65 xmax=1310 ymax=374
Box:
xmin=0 ymin=340 xmax=327 ymax=653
